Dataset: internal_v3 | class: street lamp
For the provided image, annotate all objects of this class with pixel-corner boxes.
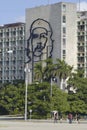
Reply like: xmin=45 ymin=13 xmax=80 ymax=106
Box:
xmin=7 ymin=50 xmax=13 ymax=53
xmin=29 ymin=109 xmax=32 ymax=120
xmin=50 ymin=77 xmax=52 ymax=97
xmin=7 ymin=50 xmax=13 ymax=83
xmin=24 ymin=64 xmax=31 ymax=121
xmin=50 ymin=77 xmax=57 ymax=97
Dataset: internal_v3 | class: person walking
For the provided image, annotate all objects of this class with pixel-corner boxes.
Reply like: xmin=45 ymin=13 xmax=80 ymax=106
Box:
xmin=54 ymin=112 xmax=58 ymax=123
xmin=76 ymin=114 xmax=80 ymax=123
xmin=68 ymin=113 xmax=73 ymax=124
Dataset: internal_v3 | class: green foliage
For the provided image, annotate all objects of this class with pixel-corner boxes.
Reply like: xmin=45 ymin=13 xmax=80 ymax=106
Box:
xmin=34 ymin=58 xmax=87 ymax=116
xmin=26 ymin=82 xmax=70 ymax=119
xmin=54 ymin=59 xmax=73 ymax=80
xmin=0 ymin=59 xmax=87 ymax=119
xmin=68 ymin=70 xmax=87 ymax=114
xmin=27 ymin=82 xmax=51 ymax=119
xmin=51 ymin=86 xmax=70 ymax=113
xmin=0 ymin=83 xmax=25 ymax=115
xmin=34 ymin=58 xmax=55 ymax=82
xmin=34 ymin=58 xmax=73 ymax=83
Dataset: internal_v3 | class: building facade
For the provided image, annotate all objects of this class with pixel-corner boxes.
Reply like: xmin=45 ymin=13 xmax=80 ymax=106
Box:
xmin=0 ymin=22 xmax=25 ymax=83
xmin=26 ymin=2 xmax=77 ymax=89
xmin=1 ymin=2 xmax=85 ymax=87
xmin=77 ymin=11 xmax=87 ymax=77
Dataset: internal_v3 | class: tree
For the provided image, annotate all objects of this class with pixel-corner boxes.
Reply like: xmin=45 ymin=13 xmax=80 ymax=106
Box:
xmin=51 ymin=85 xmax=70 ymax=113
xmin=54 ymin=59 xmax=73 ymax=80
xmin=27 ymin=82 xmax=51 ymax=119
xmin=27 ymin=81 xmax=70 ymax=119
xmin=67 ymin=70 xmax=87 ymax=114
xmin=34 ymin=58 xmax=55 ymax=82
xmin=0 ymin=83 xmax=25 ymax=115
xmin=43 ymin=58 xmax=56 ymax=82
xmin=34 ymin=58 xmax=72 ymax=84
xmin=34 ymin=61 xmax=45 ymax=82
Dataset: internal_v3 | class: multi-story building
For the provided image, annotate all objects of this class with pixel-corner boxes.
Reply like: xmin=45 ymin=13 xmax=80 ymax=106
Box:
xmin=1 ymin=2 xmax=86 ymax=88
xmin=25 ymin=2 xmax=77 ymax=89
xmin=0 ymin=22 xmax=25 ymax=83
xmin=77 ymin=11 xmax=87 ymax=77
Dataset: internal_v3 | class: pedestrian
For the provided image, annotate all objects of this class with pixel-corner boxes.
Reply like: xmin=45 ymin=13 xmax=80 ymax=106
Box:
xmin=68 ymin=113 xmax=73 ymax=124
xmin=59 ymin=113 xmax=62 ymax=123
xmin=54 ymin=112 xmax=58 ymax=123
xmin=76 ymin=114 xmax=80 ymax=123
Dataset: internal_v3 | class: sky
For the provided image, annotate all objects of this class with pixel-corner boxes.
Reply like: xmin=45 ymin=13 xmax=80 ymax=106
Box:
xmin=0 ymin=0 xmax=87 ymax=25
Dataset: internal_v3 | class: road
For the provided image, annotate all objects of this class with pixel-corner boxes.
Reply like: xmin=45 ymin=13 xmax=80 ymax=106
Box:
xmin=0 ymin=120 xmax=87 ymax=130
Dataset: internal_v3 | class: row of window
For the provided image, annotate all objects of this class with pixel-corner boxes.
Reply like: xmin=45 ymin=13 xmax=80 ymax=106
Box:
xmin=0 ymin=41 xmax=24 ymax=46
xmin=0 ymin=76 xmax=24 ymax=80
xmin=0 ymin=67 xmax=24 ymax=71
xmin=78 ymin=21 xmax=87 ymax=25
xmin=62 ymin=5 xmax=66 ymax=59
xmin=78 ymin=53 xmax=84 ymax=57
xmin=0 ymin=37 xmax=25 ymax=42
xmin=0 ymin=31 xmax=24 ymax=37
xmin=78 ymin=42 xmax=84 ymax=46
xmin=78 ymin=64 xmax=84 ymax=67
xmin=0 ymin=35 xmax=24 ymax=39
xmin=0 ymin=26 xmax=25 ymax=32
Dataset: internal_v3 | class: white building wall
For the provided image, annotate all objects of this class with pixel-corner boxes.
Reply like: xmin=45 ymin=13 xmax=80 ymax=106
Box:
xmin=64 ymin=3 xmax=77 ymax=69
xmin=26 ymin=3 xmax=62 ymax=61
xmin=26 ymin=2 xmax=77 ymax=69
xmin=26 ymin=2 xmax=77 ymax=87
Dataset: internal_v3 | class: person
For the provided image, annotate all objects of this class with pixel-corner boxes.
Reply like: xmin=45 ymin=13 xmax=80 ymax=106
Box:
xmin=68 ymin=113 xmax=73 ymax=124
xmin=59 ymin=114 xmax=63 ymax=123
xmin=76 ymin=114 xmax=80 ymax=123
xmin=54 ymin=112 xmax=58 ymax=123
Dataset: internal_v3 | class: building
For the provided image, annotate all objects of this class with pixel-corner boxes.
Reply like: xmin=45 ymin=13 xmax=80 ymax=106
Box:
xmin=0 ymin=22 xmax=25 ymax=83
xmin=1 ymin=2 xmax=85 ymax=87
xmin=25 ymin=2 xmax=77 ymax=89
xmin=77 ymin=11 xmax=87 ymax=77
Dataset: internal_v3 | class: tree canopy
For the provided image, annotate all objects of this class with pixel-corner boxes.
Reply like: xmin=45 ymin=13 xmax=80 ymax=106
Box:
xmin=0 ymin=58 xmax=86 ymax=119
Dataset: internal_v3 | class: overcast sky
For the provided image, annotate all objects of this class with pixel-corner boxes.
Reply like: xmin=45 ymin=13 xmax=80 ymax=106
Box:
xmin=0 ymin=0 xmax=87 ymax=25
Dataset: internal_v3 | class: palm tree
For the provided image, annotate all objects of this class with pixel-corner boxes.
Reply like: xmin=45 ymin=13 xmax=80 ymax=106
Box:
xmin=34 ymin=58 xmax=73 ymax=89
xmin=34 ymin=61 xmax=45 ymax=83
xmin=67 ymin=69 xmax=84 ymax=93
xmin=54 ymin=59 xmax=73 ymax=89
xmin=34 ymin=58 xmax=56 ymax=83
xmin=43 ymin=58 xmax=55 ymax=82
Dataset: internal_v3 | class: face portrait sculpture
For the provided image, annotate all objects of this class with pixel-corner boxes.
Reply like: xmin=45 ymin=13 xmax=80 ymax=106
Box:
xmin=26 ymin=18 xmax=54 ymax=63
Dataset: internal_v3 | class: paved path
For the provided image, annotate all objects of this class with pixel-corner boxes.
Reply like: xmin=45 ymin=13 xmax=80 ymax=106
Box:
xmin=0 ymin=120 xmax=87 ymax=130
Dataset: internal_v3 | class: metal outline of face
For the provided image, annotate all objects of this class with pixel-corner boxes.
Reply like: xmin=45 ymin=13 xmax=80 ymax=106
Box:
xmin=31 ymin=27 xmax=48 ymax=57
xmin=26 ymin=18 xmax=54 ymax=63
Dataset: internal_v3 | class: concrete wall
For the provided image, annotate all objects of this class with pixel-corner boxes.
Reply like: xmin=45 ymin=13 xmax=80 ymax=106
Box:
xmin=26 ymin=2 xmax=77 ymax=69
xmin=25 ymin=2 xmax=77 ymax=87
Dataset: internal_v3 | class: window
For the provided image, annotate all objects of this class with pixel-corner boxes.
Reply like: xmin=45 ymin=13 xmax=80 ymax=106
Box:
xmin=63 ymin=50 xmax=66 ymax=55
xmin=63 ymin=27 xmax=66 ymax=34
xmin=63 ymin=15 xmax=66 ymax=23
xmin=63 ymin=38 xmax=66 ymax=48
xmin=78 ymin=22 xmax=80 ymax=25
xmin=62 ymin=4 xmax=66 ymax=12
xmin=63 ymin=56 xmax=66 ymax=60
